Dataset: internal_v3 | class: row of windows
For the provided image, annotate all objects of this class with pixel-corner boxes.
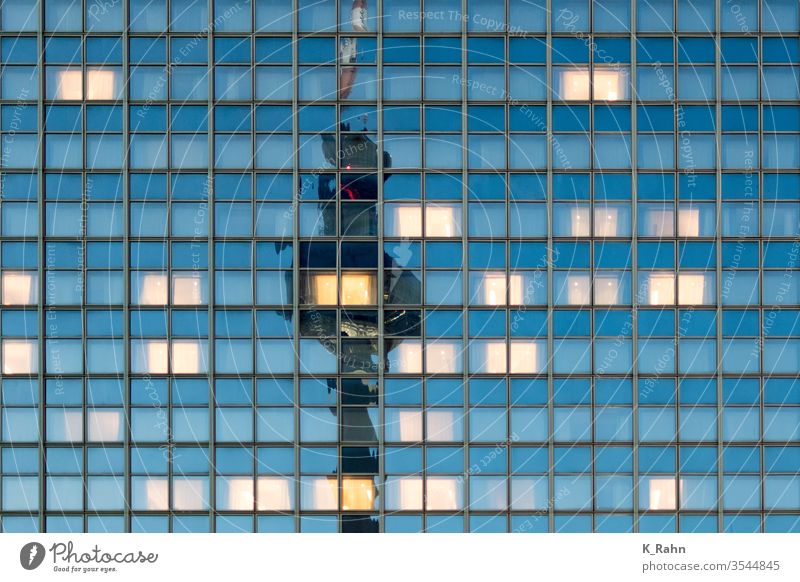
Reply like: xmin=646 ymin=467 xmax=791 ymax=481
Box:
xmin=4 ymin=307 xmax=800 ymax=339
xmin=2 ymin=65 xmax=799 ymax=102
xmin=4 ymin=36 xmax=800 ymax=65
xmin=0 ymin=171 xmax=787 ymax=201
xmin=5 ymin=444 xmax=799 ymax=475
xmin=2 ymin=376 xmax=798 ymax=405
xmin=2 ymin=405 xmax=800 ymax=442
xmin=1 ymin=0 xmax=797 ymax=34
xmin=4 ymin=270 xmax=800 ymax=307
xmin=3 ymin=473 xmax=800 ymax=513
xmin=3 ymin=513 xmax=798 ymax=534
xmin=5 ymin=336 xmax=800 ymax=374
xmin=3 ymin=201 xmax=799 ymax=238
xmin=1 ymin=133 xmax=800 ymax=169
xmin=8 ymin=104 xmax=800 ymax=133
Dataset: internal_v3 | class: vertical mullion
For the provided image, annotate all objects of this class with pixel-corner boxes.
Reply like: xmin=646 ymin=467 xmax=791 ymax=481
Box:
xmin=207 ymin=1 xmax=216 ymax=534
xmin=36 ymin=0 xmax=46 ymax=534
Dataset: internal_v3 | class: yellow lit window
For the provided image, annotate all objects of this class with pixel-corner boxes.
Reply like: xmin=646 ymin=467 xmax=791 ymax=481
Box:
xmin=342 ymin=477 xmax=377 ymax=511
xmin=143 ymin=478 xmax=169 ymax=511
xmin=172 ymin=273 xmax=204 ymax=305
xmin=594 ymin=206 xmax=620 ymax=237
xmin=559 ymin=68 xmax=590 ymax=100
xmin=645 ymin=273 xmax=675 ymax=305
xmin=388 ymin=204 xmax=422 ymax=237
xmin=136 ymin=272 xmax=168 ymax=305
xmin=220 ymin=477 xmax=254 ymax=511
xmin=567 ymin=274 xmax=591 ymax=305
xmin=509 ymin=341 xmax=538 ymax=374
xmin=55 ymin=69 xmax=83 ymax=100
xmin=481 ymin=272 xmax=507 ymax=305
xmin=678 ymin=206 xmax=701 ymax=237
xmin=396 ymin=410 xmax=423 ymax=442
xmin=643 ymin=208 xmax=674 ymax=237
xmin=678 ymin=273 xmax=709 ymax=305
xmin=257 ymin=477 xmax=293 ymax=511
xmin=171 ymin=340 xmax=204 ymax=374
xmin=426 ymin=476 xmax=461 ymax=511
xmin=389 ymin=340 xmax=423 ymax=373
xmin=386 ymin=476 xmax=423 ymax=511
xmin=570 ymin=205 xmax=592 ymax=236
xmin=2 ymin=339 xmax=38 ymax=374
xmin=131 ymin=339 xmax=168 ymax=374
xmin=425 ymin=341 xmax=460 ymax=374
xmin=341 ymin=272 xmax=376 ymax=305
xmin=647 ymin=478 xmax=677 ymax=511
xmin=86 ymin=68 xmax=118 ymax=100
xmin=308 ymin=273 xmax=338 ymax=305
xmin=425 ymin=205 xmax=460 ymax=237
xmin=304 ymin=477 xmax=338 ymax=511
xmin=594 ymin=274 xmax=621 ymax=305
xmin=483 ymin=341 xmax=507 ymax=374
xmin=2 ymin=271 xmax=37 ymax=305
xmin=593 ymin=69 xmax=627 ymax=101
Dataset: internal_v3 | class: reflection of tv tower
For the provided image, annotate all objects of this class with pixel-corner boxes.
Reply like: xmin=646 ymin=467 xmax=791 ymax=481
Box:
xmin=339 ymin=0 xmax=367 ymax=99
xmin=28 ymin=545 xmax=38 ymax=566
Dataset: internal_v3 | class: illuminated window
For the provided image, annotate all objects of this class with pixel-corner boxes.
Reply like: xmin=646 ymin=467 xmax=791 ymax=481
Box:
xmin=87 ymin=410 xmax=123 ymax=442
xmin=425 ymin=340 xmax=460 ymax=374
xmin=387 ymin=340 xmax=422 ymax=373
xmin=385 ymin=476 xmax=423 ymax=511
xmin=643 ymin=273 xmax=675 ymax=305
xmin=138 ymin=477 xmax=168 ymax=510
xmin=340 ymin=272 xmax=377 ymax=305
xmin=426 ymin=476 xmax=462 ymax=510
xmin=86 ymin=68 xmax=119 ymax=100
xmin=558 ymin=68 xmax=627 ymax=101
xmin=54 ymin=68 xmax=83 ymax=100
xmin=472 ymin=272 xmax=526 ymax=306
xmin=486 ymin=341 xmax=511 ymax=374
xmin=570 ymin=205 xmax=592 ymax=236
xmin=640 ymin=206 xmax=674 ymax=237
xmin=342 ymin=477 xmax=377 ymax=510
xmin=131 ymin=339 xmax=168 ymax=374
xmin=304 ymin=273 xmax=338 ymax=305
xmin=677 ymin=206 xmax=701 ymax=237
xmin=427 ymin=409 xmax=461 ymax=441
xmin=593 ymin=68 xmax=628 ymax=101
xmin=594 ymin=273 xmax=622 ymax=305
xmin=172 ymin=477 xmax=208 ymax=511
xmin=509 ymin=341 xmax=540 ymax=374
xmin=301 ymin=476 xmax=338 ymax=510
xmin=389 ymin=409 xmax=423 ymax=442
xmin=425 ymin=204 xmax=461 ymax=237
xmin=386 ymin=204 xmax=422 ymax=237
xmin=172 ymin=273 xmax=206 ymax=305
xmin=566 ymin=274 xmax=591 ymax=305
xmin=257 ymin=476 xmax=294 ymax=511
xmin=645 ymin=478 xmax=677 ymax=511
xmin=2 ymin=340 xmax=38 ymax=374
xmin=594 ymin=205 xmax=628 ymax=237
xmin=134 ymin=272 xmax=168 ymax=305
xmin=678 ymin=273 xmax=712 ymax=305
xmin=2 ymin=271 xmax=37 ymax=305
xmin=558 ymin=68 xmax=590 ymax=100
xmin=171 ymin=340 xmax=206 ymax=374
xmin=218 ymin=477 xmax=254 ymax=511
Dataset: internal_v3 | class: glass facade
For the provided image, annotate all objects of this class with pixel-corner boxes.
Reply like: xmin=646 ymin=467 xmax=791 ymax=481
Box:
xmin=0 ymin=0 xmax=799 ymax=533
